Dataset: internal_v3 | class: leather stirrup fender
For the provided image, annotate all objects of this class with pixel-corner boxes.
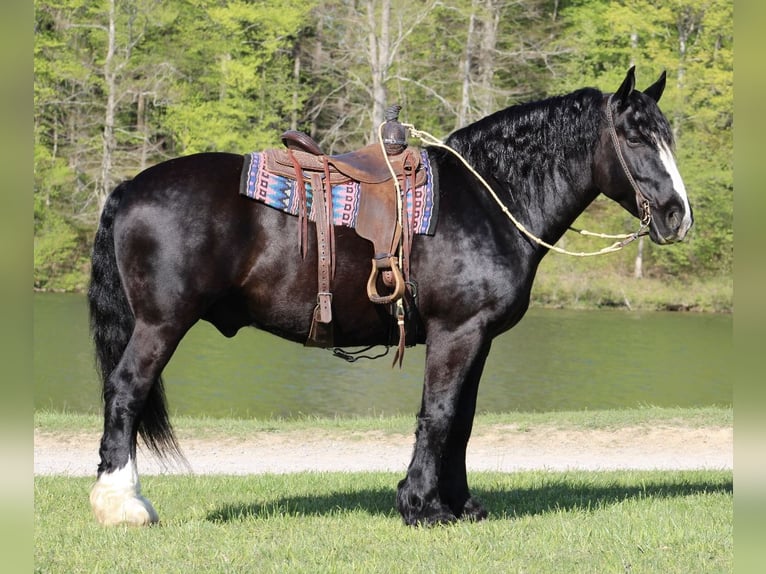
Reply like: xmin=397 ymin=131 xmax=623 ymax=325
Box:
xmin=366 ymin=255 xmax=405 ymax=305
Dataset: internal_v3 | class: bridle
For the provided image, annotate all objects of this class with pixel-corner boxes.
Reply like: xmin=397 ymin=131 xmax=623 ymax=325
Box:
xmin=605 ymin=94 xmax=653 ymax=231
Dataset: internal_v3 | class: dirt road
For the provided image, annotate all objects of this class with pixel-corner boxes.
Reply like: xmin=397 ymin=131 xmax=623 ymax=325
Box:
xmin=34 ymin=424 xmax=732 ymax=476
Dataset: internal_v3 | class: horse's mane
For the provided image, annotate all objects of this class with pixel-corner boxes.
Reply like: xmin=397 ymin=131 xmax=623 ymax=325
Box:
xmin=445 ymin=88 xmax=605 ymax=191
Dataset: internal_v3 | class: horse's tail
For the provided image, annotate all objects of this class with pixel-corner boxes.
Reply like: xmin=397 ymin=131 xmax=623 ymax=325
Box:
xmin=88 ymin=181 xmax=182 ymax=462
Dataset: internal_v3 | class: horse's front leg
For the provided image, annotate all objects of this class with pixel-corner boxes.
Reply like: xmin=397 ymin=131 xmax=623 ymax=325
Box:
xmin=396 ymin=324 xmax=489 ymax=526
xmin=438 ymin=340 xmax=491 ymax=521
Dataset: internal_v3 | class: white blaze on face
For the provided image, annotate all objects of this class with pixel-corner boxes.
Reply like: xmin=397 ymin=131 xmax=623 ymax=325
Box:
xmin=658 ymin=141 xmax=693 ymax=237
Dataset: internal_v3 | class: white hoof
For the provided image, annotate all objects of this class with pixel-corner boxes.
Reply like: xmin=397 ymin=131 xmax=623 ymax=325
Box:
xmin=90 ymin=458 xmax=159 ymax=526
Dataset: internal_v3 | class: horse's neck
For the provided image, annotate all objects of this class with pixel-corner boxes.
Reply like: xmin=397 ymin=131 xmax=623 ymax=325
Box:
xmin=447 ymin=92 xmax=603 ymax=249
xmin=457 ymin=141 xmax=599 ymax=250
xmin=522 ymin=165 xmax=600 ymax=247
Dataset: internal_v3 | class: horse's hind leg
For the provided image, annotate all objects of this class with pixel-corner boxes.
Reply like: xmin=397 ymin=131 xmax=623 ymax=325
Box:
xmin=90 ymin=320 xmax=184 ymax=526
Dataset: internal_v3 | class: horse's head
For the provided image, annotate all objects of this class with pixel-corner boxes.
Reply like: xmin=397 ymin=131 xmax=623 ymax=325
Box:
xmin=597 ymin=67 xmax=693 ymax=244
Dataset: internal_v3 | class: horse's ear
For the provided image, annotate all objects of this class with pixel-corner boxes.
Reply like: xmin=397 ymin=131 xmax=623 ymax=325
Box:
xmin=613 ymin=66 xmax=636 ymax=105
xmin=643 ymin=70 xmax=667 ymax=103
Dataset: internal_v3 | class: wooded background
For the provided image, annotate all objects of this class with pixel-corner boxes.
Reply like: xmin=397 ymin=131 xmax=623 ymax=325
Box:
xmin=33 ymin=0 xmax=732 ymax=301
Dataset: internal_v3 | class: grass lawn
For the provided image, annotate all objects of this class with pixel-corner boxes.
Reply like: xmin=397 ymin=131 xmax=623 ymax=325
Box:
xmin=35 ymin=470 xmax=732 ymax=573
xmin=35 ymin=407 xmax=732 ymax=573
xmin=34 ymin=404 xmax=733 ymax=439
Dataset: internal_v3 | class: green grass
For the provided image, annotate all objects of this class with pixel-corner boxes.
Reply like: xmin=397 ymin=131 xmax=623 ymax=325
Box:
xmin=35 ymin=408 xmax=733 ymax=572
xmin=35 ymin=470 xmax=732 ymax=573
xmin=531 ymin=263 xmax=733 ymax=313
xmin=34 ymin=405 xmax=733 ymax=441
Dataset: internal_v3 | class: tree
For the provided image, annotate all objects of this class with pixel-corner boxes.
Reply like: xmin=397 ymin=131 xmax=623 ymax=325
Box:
xmin=552 ymin=0 xmax=733 ymax=278
xmin=34 ymin=0 xmax=312 ymax=289
xmin=33 ymin=0 xmax=732 ymax=291
xmin=300 ymin=0 xmax=441 ymax=149
xmin=161 ymin=0 xmax=313 ymax=153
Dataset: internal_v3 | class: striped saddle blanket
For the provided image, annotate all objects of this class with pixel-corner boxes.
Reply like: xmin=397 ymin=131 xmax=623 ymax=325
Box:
xmin=239 ymin=149 xmax=438 ymax=236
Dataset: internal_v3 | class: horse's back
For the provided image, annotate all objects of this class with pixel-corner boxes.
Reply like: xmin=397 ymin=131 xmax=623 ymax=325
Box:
xmin=126 ymin=152 xmax=244 ymax=204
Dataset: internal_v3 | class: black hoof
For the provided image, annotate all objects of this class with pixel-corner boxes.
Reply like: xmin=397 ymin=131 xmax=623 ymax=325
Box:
xmin=403 ymin=503 xmax=457 ymax=527
xmin=397 ymin=479 xmax=458 ymax=527
xmin=459 ymin=496 xmax=488 ymax=522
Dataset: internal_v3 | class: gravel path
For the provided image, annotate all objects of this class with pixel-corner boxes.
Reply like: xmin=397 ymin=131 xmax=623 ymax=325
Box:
xmin=34 ymin=425 xmax=732 ymax=476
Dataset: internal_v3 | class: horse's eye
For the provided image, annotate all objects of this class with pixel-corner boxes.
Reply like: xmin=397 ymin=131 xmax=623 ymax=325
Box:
xmin=626 ymin=136 xmax=642 ymax=146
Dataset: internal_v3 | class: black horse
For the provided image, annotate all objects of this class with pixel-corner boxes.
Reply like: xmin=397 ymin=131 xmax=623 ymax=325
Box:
xmin=87 ymin=68 xmax=692 ymax=526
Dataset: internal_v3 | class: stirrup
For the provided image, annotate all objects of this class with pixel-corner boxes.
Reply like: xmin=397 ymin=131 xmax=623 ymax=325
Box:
xmin=366 ymin=255 xmax=405 ymax=305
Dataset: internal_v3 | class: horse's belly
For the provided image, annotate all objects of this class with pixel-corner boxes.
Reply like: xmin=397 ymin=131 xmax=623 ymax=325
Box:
xmin=202 ymin=242 xmax=394 ymax=346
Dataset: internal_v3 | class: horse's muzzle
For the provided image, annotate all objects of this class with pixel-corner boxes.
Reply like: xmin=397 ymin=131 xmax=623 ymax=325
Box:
xmin=651 ymin=206 xmax=693 ymax=244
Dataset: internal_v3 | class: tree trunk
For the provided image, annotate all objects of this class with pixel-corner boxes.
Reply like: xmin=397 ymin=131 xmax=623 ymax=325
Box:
xmin=674 ymin=9 xmax=696 ymax=141
xmin=291 ymin=44 xmax=302 ymax=131
xmin=137 ymin=92 xmax=149 ymax=172
xmin=367 ymin=0 xmax=390 ymax=142
xmin=633 ymin=236 xmax=644 ymax=279
xmin=98 ymin=0 xmax=117 ymax=212
xmin=457 ymin=0 xmax=478 ymax=128
xmin=310 ymin=13 xmax=324 ymax=139
xmin=477 ymin=0 xmax=500 ymax=117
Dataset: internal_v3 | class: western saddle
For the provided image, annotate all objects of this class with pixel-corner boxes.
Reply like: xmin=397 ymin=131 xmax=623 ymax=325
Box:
xmin=263 ymin=105 xmax=424 ymax=361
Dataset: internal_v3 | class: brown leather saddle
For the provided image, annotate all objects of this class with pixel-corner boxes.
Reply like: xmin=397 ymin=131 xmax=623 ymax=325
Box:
xmin=262 ymin=108 xmax=425 ymax=353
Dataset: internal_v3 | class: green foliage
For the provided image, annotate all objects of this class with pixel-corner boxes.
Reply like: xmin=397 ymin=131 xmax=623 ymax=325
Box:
xmin=33 ymin=131 xmax=91 ymax=290
xmin=552 ymin=0 xmax=732 ymax=279
xmin=33 ymin=204 xmax=90 ymax=291
xmin=32 ymin=0 xmax=732 ymax=295
xmin=162 ymin=0 xmax=313 ymax=153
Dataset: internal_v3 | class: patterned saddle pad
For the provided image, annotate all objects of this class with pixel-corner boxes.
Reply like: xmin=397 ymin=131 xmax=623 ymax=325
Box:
xmin=239 ymin=150 xmax=438 ymax=236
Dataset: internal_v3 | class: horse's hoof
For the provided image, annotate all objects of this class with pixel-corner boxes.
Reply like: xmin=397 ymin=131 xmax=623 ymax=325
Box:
xmin=92 ymin=493 xmax=159 ymax=526
xmin=89 ymin=459 xmax=159 ymax=526
xmin=90 ymin=483 xmax=159 ymax=526
xmin=397 ymin=476 xmax=459 ymax=527
xmin=421 ymin=506 xmax=458 ymax=527
xmin=400 ymin=500 xmax=457 ymax=527
xmin=402 ymin=514 xmax=458 ymax=527
xmin=459 ymin=497 xmax=488 ymax=522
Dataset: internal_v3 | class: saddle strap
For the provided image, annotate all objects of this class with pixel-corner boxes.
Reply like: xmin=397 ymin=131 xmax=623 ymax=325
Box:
xmin=391 ymin=150 xmax=419 ymax=368
xmin=311 ymin=171 xmax=333 ymax=325
xmin=287 ymin=150 xmax=309 ymax=259
xmin=399 ymin=149 xmax=419 ymax=283
xmin=323 ymin=160 xmax=337 ymax=279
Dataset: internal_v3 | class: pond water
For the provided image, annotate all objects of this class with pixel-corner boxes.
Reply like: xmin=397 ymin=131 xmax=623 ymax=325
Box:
xmin=34 ymin=293 xmax=732 ymax=419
